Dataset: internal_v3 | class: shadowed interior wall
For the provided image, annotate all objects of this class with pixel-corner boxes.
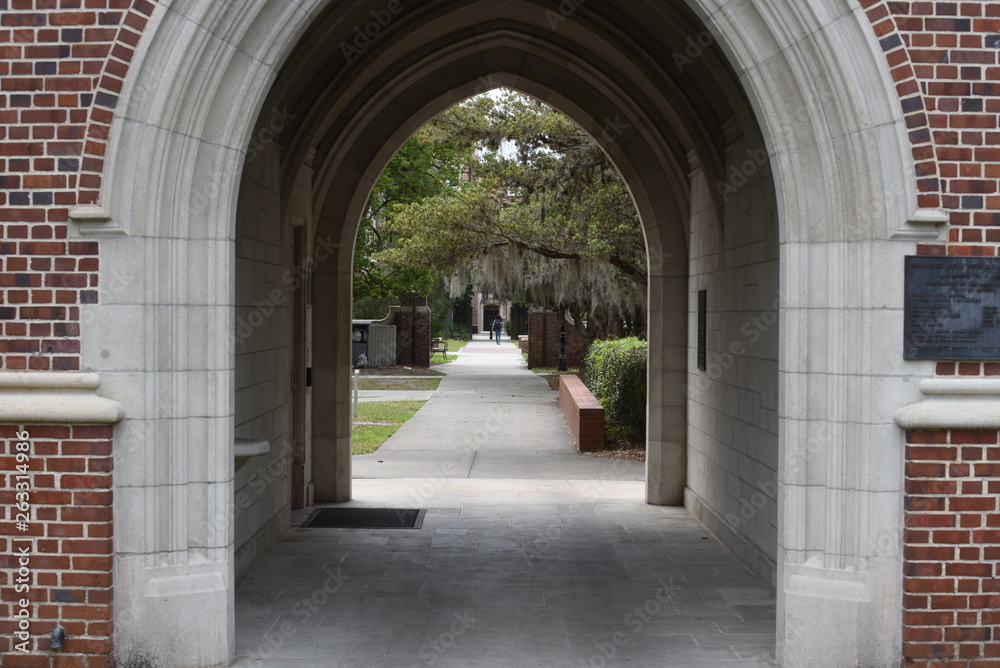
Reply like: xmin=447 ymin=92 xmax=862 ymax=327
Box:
xmin=233 ymin=141 xmax=294 ymax=577
xmin=685 ymin=132 xmax=780 ymax=588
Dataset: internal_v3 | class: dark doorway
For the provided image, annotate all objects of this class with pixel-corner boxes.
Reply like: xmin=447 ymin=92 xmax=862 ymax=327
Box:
xmin=483 ymin=304 xmax=499 ymax=332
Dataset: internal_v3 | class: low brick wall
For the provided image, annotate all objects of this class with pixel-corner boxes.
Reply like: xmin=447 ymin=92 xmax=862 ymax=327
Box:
xmin=558 ymin=375 xmax=604 ymax=452
xmin=903 ymin=428 xmax=1000 ymax=666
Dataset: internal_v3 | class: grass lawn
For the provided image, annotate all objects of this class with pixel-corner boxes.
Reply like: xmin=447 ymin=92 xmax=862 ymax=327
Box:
xmin=430 ymin=338 xmax=470 ymax=364
xmin=351 ymin=400 xmax=426 ymax=455
xmin=533 ymin=368 xmax=583 ymax=391
xmin=357 ymin=377 xmax=441 ymax=391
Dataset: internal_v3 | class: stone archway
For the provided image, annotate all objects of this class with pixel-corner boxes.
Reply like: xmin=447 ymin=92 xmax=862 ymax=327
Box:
xmin=87 ymin=1 xmax=933 ymax=665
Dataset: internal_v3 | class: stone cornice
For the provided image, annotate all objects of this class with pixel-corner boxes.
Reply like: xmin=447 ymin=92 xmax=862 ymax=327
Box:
xmin=895 ymin=378 xmax=1000 ymax=430
xmin=0 ymin=373 xmax=125 ymax=425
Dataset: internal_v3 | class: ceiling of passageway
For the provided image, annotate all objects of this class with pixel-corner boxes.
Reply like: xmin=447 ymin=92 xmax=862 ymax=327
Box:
xmin=264 ymin=0 xmax=757 ymax=226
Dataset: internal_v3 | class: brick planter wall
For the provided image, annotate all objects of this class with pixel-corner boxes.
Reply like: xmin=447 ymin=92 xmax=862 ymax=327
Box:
xmin=903 ymin=428 xmax=1000 ymax=667
xmin=0 ymin=424 xmax=114 ymax=667
xmin=558 ymin=374 xmax=604 ymax=452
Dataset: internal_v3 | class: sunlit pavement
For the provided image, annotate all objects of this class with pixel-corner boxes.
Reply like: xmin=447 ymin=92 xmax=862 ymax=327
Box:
xmin=233 ymin=335 xmax=777 ymax=667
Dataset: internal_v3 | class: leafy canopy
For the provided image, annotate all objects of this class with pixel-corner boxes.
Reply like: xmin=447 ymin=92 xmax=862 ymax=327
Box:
xmin=357 ymin=89 xmax=647 ymax=338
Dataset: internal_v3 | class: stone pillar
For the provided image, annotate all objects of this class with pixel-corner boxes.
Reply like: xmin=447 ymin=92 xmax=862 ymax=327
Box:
xmin=311 ymin=254 xmax=352 ymax=504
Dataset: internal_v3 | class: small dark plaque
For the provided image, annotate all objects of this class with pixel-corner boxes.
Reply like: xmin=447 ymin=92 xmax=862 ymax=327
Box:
xmin=904 ymin=256 xmax=1000 ymax=360
xmin=697 ymin=290 xmax=707 ymax=371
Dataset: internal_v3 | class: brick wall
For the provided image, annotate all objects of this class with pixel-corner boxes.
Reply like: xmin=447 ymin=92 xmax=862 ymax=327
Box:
xmin=863 ymin=0 xmax=1000 ymax=236
xmin=0 ymin=0 xmax=155 ymax=371
xmin=0 ymin=424 xmax=114 ymax=667
xmin=903 ymin=429 xmax=1000 ymax=667
xmin=856 ymin=5 xmax=1000 ymax=663
xmin=558 ymin=374 xmax=604 ymax=452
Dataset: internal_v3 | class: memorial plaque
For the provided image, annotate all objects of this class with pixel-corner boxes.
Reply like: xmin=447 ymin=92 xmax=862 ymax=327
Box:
xmin=904 ymin=256 xmax=1000 ymax=360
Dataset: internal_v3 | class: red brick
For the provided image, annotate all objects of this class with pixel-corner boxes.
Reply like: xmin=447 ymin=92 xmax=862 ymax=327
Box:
xmin=62 ymin=441 xmax=111 ymax=456
xmin=61 ymin=474 xmax=111 ymax=489
xmin=71 ymin=426 xmax=112 ymax=439
xmin=46 ymin=523 xmax=83 ymax=538
xmin=46 ymin=457 xmax=87 ymax=473
xmin=61 ymin=506 xmax=112 ymax=523
xmin=61 ymin=572 xmax=110 ymax=588
xmin=975 ymin=463 xmax=1000 ymax=477
xmin=907 ymin=445 xmax=957 ymax=460
xmin=973 ymin=530 xmax=1000 ymax=544
xmin=905 ymin=607 xmax=957 ymax=626
xmin=72 ymin=491 xmax=112 ymax=506
xmin=905 ymin=544 xmax=957 ymax=561
xmin=959 ymin=546 xmax=982 ymax=560
xmin=906 ymin=479 xmax=958 ymax=495
xmin=906 ymin=578 xmax=956 ymax=593
xmin=0 ymin=653 xmax=49 ymax=667
xmin=951 ymin=497 xmax=998 ymax=511
xmin=953 ymin=431 xmax=998 ymax=445
xmin=72 ymin=556 xmax=111 ymax=572
xmin=907 ymin=462 xmax=948 ymax=477
xmin=930 ymin=594 xmax=970 ymax=609
xmin=61 ymin=539 xmax=112 ymax=555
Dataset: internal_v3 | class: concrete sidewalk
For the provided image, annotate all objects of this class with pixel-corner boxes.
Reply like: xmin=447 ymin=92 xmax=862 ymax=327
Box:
xmin=352 ymin=334 xmax=646 ymax=481
xmin=233 ymin=335 xmax=777 ymax=667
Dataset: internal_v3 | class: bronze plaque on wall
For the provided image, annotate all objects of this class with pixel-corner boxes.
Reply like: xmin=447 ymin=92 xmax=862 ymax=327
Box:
xmin=904 ymin=256 xmax=1000 ymax=360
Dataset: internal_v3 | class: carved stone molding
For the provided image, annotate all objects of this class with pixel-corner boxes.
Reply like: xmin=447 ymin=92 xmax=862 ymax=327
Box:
xmin=896 ymin=378 xmax=1000 ymax=430
xmin=0 ymin=373 xmax=125 ymax=424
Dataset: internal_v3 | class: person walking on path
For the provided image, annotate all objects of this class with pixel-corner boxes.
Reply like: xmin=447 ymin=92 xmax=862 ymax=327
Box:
xmin=491 ymin=314 xmax=504 ymax=344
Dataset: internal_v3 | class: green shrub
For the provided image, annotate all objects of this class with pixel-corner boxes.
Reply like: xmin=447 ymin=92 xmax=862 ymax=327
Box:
xmin=584 ymin=337 xmax=647 ymax=442
xmin=444 ymin=324 xmax=472 ymax=341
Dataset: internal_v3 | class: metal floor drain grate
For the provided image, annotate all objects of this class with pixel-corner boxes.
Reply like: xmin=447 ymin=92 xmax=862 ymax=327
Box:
xmin=301 ymin=507 xmax=425 ymax=529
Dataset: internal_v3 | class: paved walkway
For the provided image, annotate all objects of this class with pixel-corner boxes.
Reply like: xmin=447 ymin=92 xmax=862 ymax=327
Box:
xmin=233 ymin=335 xmax=777 ymax=667
xmin=352 ymin=336 xmax=646 ymax=480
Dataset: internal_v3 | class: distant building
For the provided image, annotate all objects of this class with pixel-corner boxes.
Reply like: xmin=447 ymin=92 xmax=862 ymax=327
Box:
xmin=471 ymin=291 xmax=510 ymax=334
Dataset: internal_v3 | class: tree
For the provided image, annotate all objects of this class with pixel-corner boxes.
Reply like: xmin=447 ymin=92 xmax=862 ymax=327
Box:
xmin=352 ymin=122 xmax=478 ymax=319
xmin=374 ymin=90 xmax=647 ymax=342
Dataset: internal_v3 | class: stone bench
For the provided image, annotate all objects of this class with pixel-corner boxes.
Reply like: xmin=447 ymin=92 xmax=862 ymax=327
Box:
xmin=558 ymin=374 xmax=604 ymax=452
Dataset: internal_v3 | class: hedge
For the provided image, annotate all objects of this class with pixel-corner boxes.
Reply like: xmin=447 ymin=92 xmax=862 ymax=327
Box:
xmin=584 ymin=337 xmax=647 ymax=442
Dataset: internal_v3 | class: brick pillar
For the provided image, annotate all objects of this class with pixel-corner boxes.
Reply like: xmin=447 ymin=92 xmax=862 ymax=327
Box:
xmin=902 ymin=428 xmax=1000 ymax=666
xmin=395 ymin=295 xmax=430 ymax=368
xmin=528 ymin=310 xmax=580 ymax=369
xmin=0 ymin=424 xmax=114 ymax=667
xmin=527 ymin=309 xmax=551 ymax=368
xmin=543 ymin=312 xmax=560 ymax=367
xmin=395 ymin=309 xmax=414 ymax=366
xmin=564 ymin=323 xmax=583 ymax=368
